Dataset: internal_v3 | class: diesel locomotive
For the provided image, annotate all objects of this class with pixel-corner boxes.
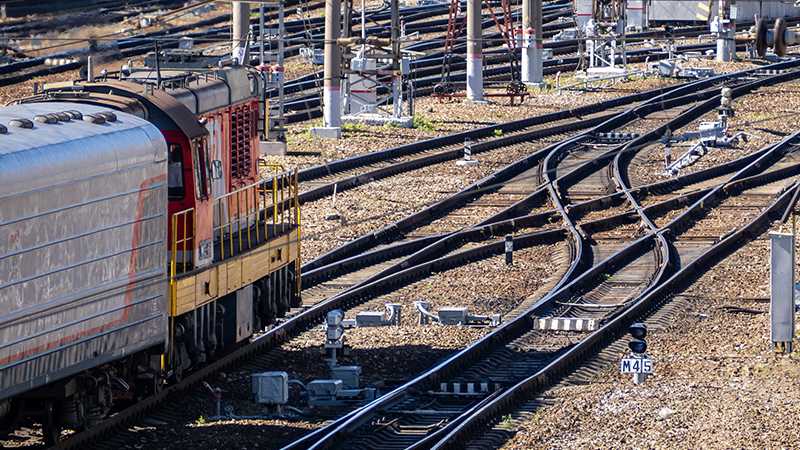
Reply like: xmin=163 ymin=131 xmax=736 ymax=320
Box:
xmin=0 ymin=55 xmax=300 ymax=444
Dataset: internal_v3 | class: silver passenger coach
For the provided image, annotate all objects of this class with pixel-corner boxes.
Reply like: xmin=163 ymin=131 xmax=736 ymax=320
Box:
xmin=0 ymin=102 xmax=168 ymax=399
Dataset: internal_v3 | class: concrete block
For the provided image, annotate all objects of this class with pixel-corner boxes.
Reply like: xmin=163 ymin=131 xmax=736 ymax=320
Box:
xmin=310 ymin=126 xmax=342 ymax=139
xmin=355 ymin=311 xmax=385 ymax=327
xmin=259 ymin=140 xmax=287 ymax=156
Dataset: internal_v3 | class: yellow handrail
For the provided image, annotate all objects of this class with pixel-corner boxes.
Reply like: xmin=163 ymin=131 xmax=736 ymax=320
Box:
xmin=170 ymin=207 xmax=195 ymax=281
xmin=200 ymin=170 xmax=300 ymax=266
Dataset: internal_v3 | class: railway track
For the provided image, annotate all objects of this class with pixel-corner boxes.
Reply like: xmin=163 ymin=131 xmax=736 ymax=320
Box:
xmin=433 ymin=133 xmax=800 ymax=450
xmin=0 ymin=1 xmax=510 ymax=85
xmin=0 ymin=0 xmax=188 ymax=37
xmin=44 ymin=58 xmax=796 ymax=450
xmin=296 ymin=66 xmax=775 ymax=285
xmin=32 ymin=64 xmax=645 ymax=450
xmin=279 ymin=60 xmax=800 ymax=450
xmin=41 ymin=55 xmax=680 ymax=450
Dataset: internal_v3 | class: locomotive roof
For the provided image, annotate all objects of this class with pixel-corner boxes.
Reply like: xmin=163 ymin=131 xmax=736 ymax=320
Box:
xmin=0 ymin=102 xmax=166 ymax=199
xmin=123 ymin=66 xmax=256 ymax=114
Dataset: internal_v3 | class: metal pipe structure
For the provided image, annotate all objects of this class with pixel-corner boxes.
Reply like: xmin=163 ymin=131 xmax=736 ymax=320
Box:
xmin=522 ymin=0 xmax=543 ymax=85
xmin=86 ymin=55 xmax=95 ymax=82
xmin=466 ymin=0 xmax=483 ymax=101
xmin=232 ymin=1 xmax=251 ymax=64
xmin=259 ymin=2 xmax=265 ymax=65
xmin=343 ymin=0 xmax=353 ymax=39
xmin=323 ymin=0 xmax=343 ymax=130
xmin=391 ymin=0 xmax=402 ymax=117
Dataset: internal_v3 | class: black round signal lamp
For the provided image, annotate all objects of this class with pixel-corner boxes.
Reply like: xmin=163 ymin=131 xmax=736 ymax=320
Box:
xmin=629 ymin=322 xmax=647 ymax=340
xmin=628 ymin=338 xmax=647 ymax=354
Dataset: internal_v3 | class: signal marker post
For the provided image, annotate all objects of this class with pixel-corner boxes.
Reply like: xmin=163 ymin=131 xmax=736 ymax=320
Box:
xmin=620 ymin=322 xmax=653 ymax=384
xmin=505 ymin=234 xmax=513 ymax=265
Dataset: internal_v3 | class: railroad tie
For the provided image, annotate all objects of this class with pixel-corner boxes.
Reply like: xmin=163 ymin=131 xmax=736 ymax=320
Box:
xmin=531 ymin=317 xmax=598 ymax=332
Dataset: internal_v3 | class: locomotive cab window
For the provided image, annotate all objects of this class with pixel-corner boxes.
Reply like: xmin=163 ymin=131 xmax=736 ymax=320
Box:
xmin=192 ymin=138 xmax=211 ymax=200
xmin=168 ymin=144 xmax=185 ymax=200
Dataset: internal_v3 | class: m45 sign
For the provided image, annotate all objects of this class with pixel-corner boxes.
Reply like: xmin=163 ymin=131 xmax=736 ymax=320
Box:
xmin=620 ymin=355 xmax=653 ymax=374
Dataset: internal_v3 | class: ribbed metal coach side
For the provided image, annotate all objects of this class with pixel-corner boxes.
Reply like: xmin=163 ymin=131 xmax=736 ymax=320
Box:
xmin=0 ymin=102 xmax=169 ymax=400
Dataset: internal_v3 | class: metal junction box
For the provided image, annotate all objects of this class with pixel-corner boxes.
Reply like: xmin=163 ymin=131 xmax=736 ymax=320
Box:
xmin=252 ymin=371 xmax=289 ymax=404
xmin=355 ymin=311 xmax=385 ymax=327
xmin=331 ymin=365 xmax=361 ymax=389
xmin=438 ymin=307 xmax=469 ymax=325
xmin=307 ymin=380 xmax=342 ymax=400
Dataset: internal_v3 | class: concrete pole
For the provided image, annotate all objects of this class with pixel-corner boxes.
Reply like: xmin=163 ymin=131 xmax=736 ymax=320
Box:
xmin=87 ymin=55 xmax=95 ymax=82
xmin=323 ymin=0 xmax=343 ymax=130
xmin=522 ymin=0 xmax=543 ymax=85
xmin=716 ymin=0 xmax=734 ymax=61
xmin=232 ymin=1 xmax=250 ymax=65
xmin=466 ymin=0 xmax=484 ymax=101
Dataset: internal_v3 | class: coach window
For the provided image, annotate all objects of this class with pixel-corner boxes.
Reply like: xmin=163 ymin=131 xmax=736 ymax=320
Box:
xmin=192 ymin=138 xmax=210 ymax=200
xmin=168 ymin=144 xmax=185 ymax=200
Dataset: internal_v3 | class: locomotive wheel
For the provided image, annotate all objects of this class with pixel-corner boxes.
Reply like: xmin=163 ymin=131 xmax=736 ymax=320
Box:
xmin=755 ymin=18 xmax=768 ymax=58
xmin=0 ymin=400 xmax=22 ymax=436
xmin=277 ymin=288 xmax=289 ymax=318
xmin=774 ymin=18 xmax=788 ymax=56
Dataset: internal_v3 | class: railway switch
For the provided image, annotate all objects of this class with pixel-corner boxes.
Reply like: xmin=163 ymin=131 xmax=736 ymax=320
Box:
xmin=351 ymin=303 xmax=402 ymax=327
xmin=415 ymin=302 xmax=501 ymax=326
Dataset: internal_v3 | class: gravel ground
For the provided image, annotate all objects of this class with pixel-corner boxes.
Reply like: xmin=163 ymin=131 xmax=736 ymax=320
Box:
xmin=300 ymin=140 xmax=549 ymax=261
xmin=347 ymin=242 xmax=567 ymax=323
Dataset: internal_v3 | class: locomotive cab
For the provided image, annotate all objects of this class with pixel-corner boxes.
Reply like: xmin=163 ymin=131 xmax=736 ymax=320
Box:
xmin=167 ymin=132 xmax=215 ymax=270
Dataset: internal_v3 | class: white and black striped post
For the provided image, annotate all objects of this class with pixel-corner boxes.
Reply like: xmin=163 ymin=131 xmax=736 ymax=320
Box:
xmin=505 ymin=234 xmax=513 ymax=265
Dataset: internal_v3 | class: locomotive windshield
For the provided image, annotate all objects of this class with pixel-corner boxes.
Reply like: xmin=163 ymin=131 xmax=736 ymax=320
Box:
xmin=192 ymin=138 xmax=211 ymax=200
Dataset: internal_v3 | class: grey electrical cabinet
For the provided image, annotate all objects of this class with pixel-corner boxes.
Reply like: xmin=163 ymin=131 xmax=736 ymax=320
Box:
xmin=770 ymin=232 xmax=795 ymax=352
